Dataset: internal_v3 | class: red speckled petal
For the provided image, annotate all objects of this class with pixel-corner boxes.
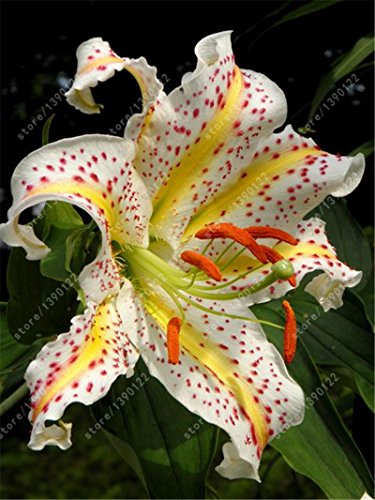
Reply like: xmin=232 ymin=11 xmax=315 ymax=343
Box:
xmin=65 ymin=38 xmax=164 ymax=139
xmin=132 ymin=31 xmax=287 ymax=245
xmin=0 ymin=135 xmax=151 ymax=302
xmin=26 ymin=296 xmax=139 ymax=451
xmin=190 ymin=218 xmax=362 ymax=310
xmin=118 ymin=285 xmax=304 ymax=480
xmin=65 ymin=38 xmax=125 ymax=114
xmin=184 ymin=125 xmax=365 ymax=238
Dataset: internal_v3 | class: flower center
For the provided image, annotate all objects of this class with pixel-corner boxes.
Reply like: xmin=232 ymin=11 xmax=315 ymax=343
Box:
xmin=116 ymin=223 xmax=298 ymax=365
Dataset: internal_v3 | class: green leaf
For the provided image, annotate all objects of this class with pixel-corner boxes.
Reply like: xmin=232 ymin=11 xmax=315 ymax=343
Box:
xmin=309 ymin=34 xmax=374 ymax=119
xmin=40 ymin=222 xmax=99 ymax=282
xmin=0 ymin=303 xmax=29 ymax=372
xmin=93 ymin=359 xmax=216 ymax=499
xmin=40 ymin=225 xmax=82 ymax=282
xmin=6 ymin=202 xmax=86 ymax=344
xmin=41 ymin=113 xmax=55 ymax=146
xmin=273 ymin=0 xmax=342 ymax=27
xmin=6 ymin=247 xmax=79 ymax=344
xmin=289 ymin=289 xmax=374 ymax=411
xmin=240 ymin=0 xmax=341 ymax=53
xmin=253 ymin=301 xmax=374 ymax=499
xmin=35 ymin=201 xmax=100 ymax=283
xmin=65 ymin=224 xmax=101 ymax=276
xmin=356 ymin=275 xmax=374 ymax=327
xmin=0 ymin=303 xmax=47 ymax=396
xmin=33 ymin=201 xmax=83 ymax=241
xmin=308 ymin=198 xmax=372 ymax=291
xmin=100 ymin=429 xmax=150 ymax=498
xmin=350 ymin=139 xmax=374 ymax=158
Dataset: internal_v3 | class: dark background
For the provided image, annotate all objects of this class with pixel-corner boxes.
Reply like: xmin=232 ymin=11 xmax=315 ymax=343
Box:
xmin=1 ymin=0 xmax=374 ymax=222
xmin=0 ymin=1 xmax=374 ymax=498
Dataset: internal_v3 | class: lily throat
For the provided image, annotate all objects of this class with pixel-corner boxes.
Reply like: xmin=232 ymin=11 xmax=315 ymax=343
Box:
xmin=114 ymin=223 xmax=299 ymax=365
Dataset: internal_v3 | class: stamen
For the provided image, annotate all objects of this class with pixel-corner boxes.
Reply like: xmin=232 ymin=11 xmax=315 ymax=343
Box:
xmin=195 ymin=223 xmax=268 ymax=263
xmin=282 ymin=301 xmax=297 ymax=364
xmin=167 ymin=317 xmax=182 ymax=364
xmin=245 ymin=226 xmax=298 ymax=246
xmin=180 ymin=251 xmax=222 ymax=282
xmin=261 ymin=246 xmax=296 ymax=287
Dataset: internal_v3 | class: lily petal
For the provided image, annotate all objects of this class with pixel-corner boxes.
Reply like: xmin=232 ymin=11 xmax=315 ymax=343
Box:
xmin=118 ymin=285 xmax=304 ymax=480
xmin=28 ymin=421 xmax=72 ymax=451
xmin=184 ymin=125 xmax=365 ymax=239
xmin=65 ymin=38 xmax=164 ymax=140
xmin=26 ymin=297 xmax=139 ymax=451
xmin=215 ymin=441 xmax=257 ymax=480
xmin=195 ymin=217 xmax=361 ymax=310
xmin=132 ymin=31 xmax=287 ymax=245
xmin=250 ymin=217 xmax=362 ymax=309
xmin=0 ymin=135 xmax=152 ymax=302
xmin=65 ymin=38 xmax=125 ymax=114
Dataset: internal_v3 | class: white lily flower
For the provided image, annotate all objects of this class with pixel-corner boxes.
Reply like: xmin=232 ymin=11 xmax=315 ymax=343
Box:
xmin=0 ymin=31 xmax=365 ymax=481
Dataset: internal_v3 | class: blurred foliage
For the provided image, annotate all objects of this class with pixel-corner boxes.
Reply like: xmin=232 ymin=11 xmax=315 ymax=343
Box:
xmin=0 ymin=402 xmax=325 ymax=499
xmin=0 ymin=406 xmax=143 ymax=499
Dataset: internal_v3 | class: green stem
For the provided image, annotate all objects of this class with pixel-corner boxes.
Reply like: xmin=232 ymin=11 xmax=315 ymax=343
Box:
xmin=215 ymin=241 xmax=235 ymax=265
xmin=132 ymin=247 xmax=186 ymax=275
xmin=219 ymin=247 xmax=246 ymax=272
xmin=0 ymin=383 xmax=29 ymax=417
xmin=188 ymin=268 xmax=285 ymax=301
xmin=193 ymin=264 xmax=265 ymax=291
xmin=128 ymin=248 xmax=187 ymax=287
xmin=169 ymin=284 xmax=283 ymax=330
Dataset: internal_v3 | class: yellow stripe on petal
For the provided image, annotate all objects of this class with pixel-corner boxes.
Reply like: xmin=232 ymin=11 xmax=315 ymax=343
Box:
xmin=142 ymin=293 xmax=269 ymax=451
xmin=276 ymin=241 xmax=336 ymax=260
xmin=183 ymin=147 xmax=318 ymax=239
xmin=150 ymin=66 xmax=244 ymax=226
xmin=32 ymin=302 xmax=114 ymax=420
xmin=219 ymin=242 xmax=336 ymax=280
xmin=80 ymin=58 xmax=148 ymax=106
xmin=27 ymin=183 xmax=123 ymax=243
xmin=79 ymin=56 xmax=125 ymax=74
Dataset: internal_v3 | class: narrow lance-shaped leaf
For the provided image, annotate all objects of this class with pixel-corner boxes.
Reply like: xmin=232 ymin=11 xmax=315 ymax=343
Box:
xmin=93 ymin=359 xmax=217 ymax=500
xmin=252 ymin=300 xmax=374 ymax=499
xmin=0 ymin=303 xmax=30 ymax=373
xmin=238 ymin=0 xmax=342 ymax=51
xmin=42 ymin=113 xmax=56 ymax=146
xmin=6 ymin=247 xmax=79 ymax=345
xmin=285 ymin=288 xmax=373 ymax=411
xmin=350 ymin=140 xmax=374 ymax=158
xmin=273 ymin=0 xmax=343 ymax=27
xmin=309 ymin=34 xmax=374 ymax=119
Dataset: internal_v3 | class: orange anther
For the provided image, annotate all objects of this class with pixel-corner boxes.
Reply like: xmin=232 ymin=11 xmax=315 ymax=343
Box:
xmin=245 ymin=226 xmax=298 ymax=246
xmin=180 ymin=250 xmax=222 ymax=281
xmin=167 ymin=317 xmax=182 ymax=365
xmin=261 ymin=246 xmax=296 ymax=287
xmin=282 ymin=300 xmax=297 ymax=364
xmin=195 ymin=223 xmax=268 ymax=263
